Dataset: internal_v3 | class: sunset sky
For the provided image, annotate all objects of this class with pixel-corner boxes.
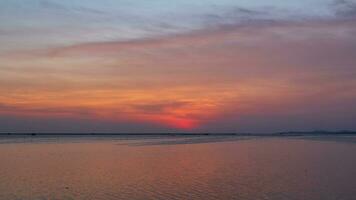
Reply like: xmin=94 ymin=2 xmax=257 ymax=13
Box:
xmin=0 ymin=0 xmax=356 ymax=133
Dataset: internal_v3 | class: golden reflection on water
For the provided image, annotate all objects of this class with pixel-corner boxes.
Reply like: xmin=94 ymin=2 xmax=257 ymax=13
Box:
xmin=0 ymin=137 xmax=355 ymax=200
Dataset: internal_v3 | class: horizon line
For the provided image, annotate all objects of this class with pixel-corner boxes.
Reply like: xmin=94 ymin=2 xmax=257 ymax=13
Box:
xmin=1 ymin=131 xmax=355 ymax=136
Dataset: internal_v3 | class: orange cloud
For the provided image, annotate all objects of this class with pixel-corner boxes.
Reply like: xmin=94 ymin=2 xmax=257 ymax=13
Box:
xmin=1 ymin=20 xmax=356 ymax=131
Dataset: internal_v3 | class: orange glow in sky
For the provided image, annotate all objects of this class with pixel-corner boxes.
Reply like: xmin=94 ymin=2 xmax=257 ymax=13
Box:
xmin=1 ymin=9 xmax=356 ymax=132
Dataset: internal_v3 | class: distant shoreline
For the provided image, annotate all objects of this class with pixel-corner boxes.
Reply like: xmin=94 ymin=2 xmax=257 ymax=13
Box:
xmin=0 ymin=131 xmax=355 ymax=137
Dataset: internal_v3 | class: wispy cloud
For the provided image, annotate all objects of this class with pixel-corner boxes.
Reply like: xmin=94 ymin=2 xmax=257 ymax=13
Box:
xmin=331 ymin=0 xmax=356 ymax=18
xmin=39 ymin=0 xmax=106 ymax=15
xmin=1 ymin=0 xmax=356 ymax=132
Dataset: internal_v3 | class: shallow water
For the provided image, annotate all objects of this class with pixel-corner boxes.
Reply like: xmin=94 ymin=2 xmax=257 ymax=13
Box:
xmin=0 ymin=136 xmax=355 ymax=200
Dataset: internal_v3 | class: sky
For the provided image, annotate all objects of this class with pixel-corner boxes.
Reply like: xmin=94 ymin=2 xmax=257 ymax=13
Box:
xmin=0 ymin=0 xmax=356 ymax=133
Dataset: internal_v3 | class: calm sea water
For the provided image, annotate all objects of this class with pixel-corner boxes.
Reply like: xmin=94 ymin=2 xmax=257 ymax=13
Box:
xmin=0 ymin=135 xmax=355 ymax=200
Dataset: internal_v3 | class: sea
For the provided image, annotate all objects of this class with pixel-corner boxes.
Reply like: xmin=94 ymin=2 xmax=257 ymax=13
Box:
xmin=0 ymin=135 xmax=355 ymax=200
